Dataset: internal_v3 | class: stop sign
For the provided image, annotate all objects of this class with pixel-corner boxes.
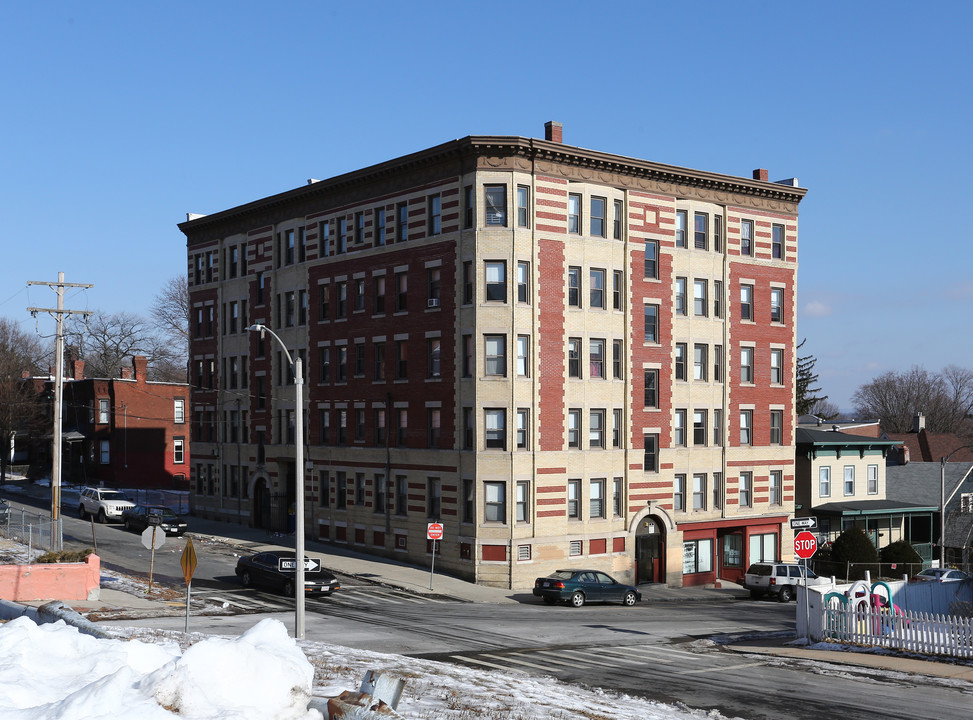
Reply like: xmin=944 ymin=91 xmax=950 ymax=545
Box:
xmin=794 ymin=530 xmax=817 ymax=559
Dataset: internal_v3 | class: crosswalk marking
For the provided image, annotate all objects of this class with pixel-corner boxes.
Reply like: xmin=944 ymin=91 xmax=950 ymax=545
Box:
xmin=450 ymin=655 xmax=524 ymax=672
xmin=203 ymin=584 xmax=453 ymax=612
xmin=675 ymin=661 xmax=766 ymax=675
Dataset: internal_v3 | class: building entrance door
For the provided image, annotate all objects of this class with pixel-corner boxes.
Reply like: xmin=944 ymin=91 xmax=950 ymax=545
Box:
xmin=635 ymin=517 xmax=665 ymax=583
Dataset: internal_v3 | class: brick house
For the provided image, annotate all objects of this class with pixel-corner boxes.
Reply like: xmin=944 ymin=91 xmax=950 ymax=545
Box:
xmin=31 ymin=355 xmax=191 ymax=490
xmin=180 ymin=122 xmax=806 ymax=589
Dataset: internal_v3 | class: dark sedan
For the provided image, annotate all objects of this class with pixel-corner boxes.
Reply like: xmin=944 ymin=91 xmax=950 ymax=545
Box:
xmin=235 ymin=551 xmax=340 ymax=597
xmin=533 ymin=569 xmax=642 ymax=608
xmin=121 ymin=505 xmax=188 ymax=536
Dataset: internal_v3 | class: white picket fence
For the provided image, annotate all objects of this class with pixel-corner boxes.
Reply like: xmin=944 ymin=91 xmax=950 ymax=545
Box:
xmin=824 ymin=602 xmax=973 ymax=659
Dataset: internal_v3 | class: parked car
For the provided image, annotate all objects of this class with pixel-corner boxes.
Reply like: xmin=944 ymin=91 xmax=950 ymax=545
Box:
xmin=235 ymin=551 xmax=340 ymax=597
xmin=533 ymin=569 xmax=641 ymax=608
xmin=78 ymin=487 xmax=135 ymax=523
xmin=121 ymin=505 xmax=188 ymax=536
xmin=744 ymin=562 xmax=830 ymax=602
xmin=909 ymin=568 xmax=970 ymax=583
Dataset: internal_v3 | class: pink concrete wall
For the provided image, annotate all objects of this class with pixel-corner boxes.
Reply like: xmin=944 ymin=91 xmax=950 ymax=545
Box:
xmin=0 ymin=554 xmax=100 ymax=602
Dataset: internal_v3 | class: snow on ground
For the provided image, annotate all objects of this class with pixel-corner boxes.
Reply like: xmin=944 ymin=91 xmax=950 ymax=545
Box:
xmin=0 ymin=616 xmax=737 ymax=720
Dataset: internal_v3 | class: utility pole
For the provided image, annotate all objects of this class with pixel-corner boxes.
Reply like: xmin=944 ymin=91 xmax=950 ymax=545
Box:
xmin=28 ymin=272 xmax=93 ymax=550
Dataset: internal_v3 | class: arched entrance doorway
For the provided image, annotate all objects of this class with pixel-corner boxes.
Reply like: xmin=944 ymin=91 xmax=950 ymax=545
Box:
xmin=635 ymin=516 xmax=666 ymax=584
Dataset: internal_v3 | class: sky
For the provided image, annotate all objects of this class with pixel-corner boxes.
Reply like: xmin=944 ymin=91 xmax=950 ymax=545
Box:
xmin=0 ymin=615 xmax=725 ymax=720
xmin=1 ymin=1 xmax=971 ymax=410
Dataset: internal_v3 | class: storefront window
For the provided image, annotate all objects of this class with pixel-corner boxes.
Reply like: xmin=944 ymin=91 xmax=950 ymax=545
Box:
xmin=749 ymin=533 xmax=778 ymax=563
xmin=722 ymin=534 xmax=743 ymax=567
xmin=683 ymin=538 xmax=713 ymax=574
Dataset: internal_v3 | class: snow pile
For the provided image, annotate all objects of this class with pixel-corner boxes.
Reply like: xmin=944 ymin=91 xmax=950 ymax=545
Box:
xmin=0 ymin=617 xmax=321 ymax=720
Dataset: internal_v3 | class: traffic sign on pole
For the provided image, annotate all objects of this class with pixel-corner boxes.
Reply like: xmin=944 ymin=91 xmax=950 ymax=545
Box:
xmin=789 ymin=516 xmax=817 ymax=530
xmin=181 ymin=536 xmax=198 ymax=586
xmin=427 ymin=522 xmax=444 ymax=540
xmin=794 ymin=530 xmax=818 ymax=559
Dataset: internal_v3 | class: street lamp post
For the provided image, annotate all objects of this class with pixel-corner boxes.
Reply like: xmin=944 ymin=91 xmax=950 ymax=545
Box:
xmin=247 ymin=323 xmax=305 ymax=639
xmin=939 ymin=444 xmax=973 ymax=567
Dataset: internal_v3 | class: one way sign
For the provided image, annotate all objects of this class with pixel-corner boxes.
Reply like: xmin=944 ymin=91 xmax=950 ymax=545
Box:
xmin=789 ymin=516 xmax=817 ymax=530
xmin=279 ymin=557 xmax=322 ymax=572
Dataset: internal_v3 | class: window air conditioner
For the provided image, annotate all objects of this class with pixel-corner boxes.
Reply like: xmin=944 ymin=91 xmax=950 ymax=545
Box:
xmin=427 ymin=298 xmax=440 ymax=308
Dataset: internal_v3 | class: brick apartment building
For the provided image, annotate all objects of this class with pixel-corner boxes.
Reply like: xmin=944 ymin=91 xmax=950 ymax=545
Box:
xmin=30 ymin=355 xmax=191 ymax=490
xmin=179 ymin=122 xmax=806 ymax=589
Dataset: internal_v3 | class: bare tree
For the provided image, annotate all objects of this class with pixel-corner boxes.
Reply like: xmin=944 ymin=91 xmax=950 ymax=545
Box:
xmin=0 ymin=318 xmax=46 ymax=483
xmin=809 ymin=398 xmax=841 ymax=421
xmin=852 ymin=365 xmax=973 ymax=433
xmin=65 ymin=310 xmax=157 ymax=379
xmin=149 ymin=276 xmax=189 ymax=383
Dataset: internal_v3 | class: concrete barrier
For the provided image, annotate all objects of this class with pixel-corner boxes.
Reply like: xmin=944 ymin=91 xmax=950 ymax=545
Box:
xmin=0 ymin=554 xmax=100 ymax=602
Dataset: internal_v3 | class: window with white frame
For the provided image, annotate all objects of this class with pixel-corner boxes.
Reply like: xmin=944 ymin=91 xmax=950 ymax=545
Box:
xmin=485 ymin=409 xmax=506 ymax=450
xmin=675 ymin=343 xmax=687 ymax=381
xmin=516 ymin=409 xmax=529 ymax=450
xmin=517 ymin=335 xmax=530 ymax=377
xmin=741 ymin=346 xmax=754 ymax=383
xmin=517 ymin=261 xmax=530 ymax=303
xmin=771 ymin=348 xmax=784 ymax=385
xmin=741 ymin=283 xmax=754 ymax=321
xmin=589 ymin=409 xmax=605 ymax=449
xmin=643 ymin=433 xmax=659 ymax=472
xmin=819 ymin=466 xmax=831 ymax=497
xmin=769 ymin=470 xmax=782 ymax=506
xmin=844 ymin=465 xmax=855 ymax=495
xmin=674 ymin=474 xmax=686 ymax=511
xmin=692 ymin=473 xmax=707 ymax=511
xmin=590 ymin=479 xmax=606 ymax=518
xmin=174 ymin=398 xmax=185 ymax=424
xmin=867 ymin=464 xmax=878 ymax=494
xmin=644 ymin=240 xmax=658 ymax=279
xmin=739 ymin=471 xmax=753 ymax=507
xmin=713 ymin=409 xmax=723 ymax=447
xmin=694 ymin=212 xmax=708 ymax=250
xmin=770 ymin=287 xmax=784 ymax=323
xmin=675 ymin=210 xmax=687 ymax=247
xmin=693 ymin=344 xmax=707 ymax=381
xmin=674 ymin=409 xmax=687 ymax=446
xmin=693 ymin=279 xmax=707 ymax=316
xmin=173 ymin=438 xmax=185 ymax=464
xmin=772 ymin=224 xmax=785 ymax=259
xmin=740 ymin=410 xmax=753 ymax=446
xmin=484 ymin=335 xmax=506 ymax=376
xmin=589 ymin=339 xmax=605 ymax=379
xmin=568 ymin=338 xmax=582 ymax=378
xmin=644 ymin=304 xmax=659 ymax=343
xmin=644 ymin=369 xmax=659 ymax=408
xmin=485 ymin=481 xmax=506 ymax=522
xmin=485 ymin=261 xmax=506 ymax=302
xmin=98 ymin=399 xmax=110 ymax=424
xmin=517 ymin=185 xmax=530 ymax=228
xmin=568 ymin=479 xmax=581 ymax=518
xmin=693 ymin=410 xmax=707 ymax=446
xmin=590 ymin=268 xmax=606 ymax=308
xmin=590 ymin=197 xmax=606 ymax=237
xmin=675 ymin=277 xmax=687 ymax=315
xmin=740 ymin=219 xmax=754 ymax=256
xmin=99 ymin=439 xmax=110 ymax=464
xmin=613 ymin=477 xmax=623 ymax=516
xmin=568 ymin=194 xmax=581 ymax=234
xmin=683 ymin=538 xmax=713 ymax=574
xmin=567 ymin=409 xmax=581 ymax=448
xmin=568 ymin=266 xmax=581 ymax=307
xmin=484 ymin=185 xmax=507 ymax=226
xmin=516 ymin=481 xmax=529 ymax=523
xmin=770 ymin=410 xmax=783 ymax=445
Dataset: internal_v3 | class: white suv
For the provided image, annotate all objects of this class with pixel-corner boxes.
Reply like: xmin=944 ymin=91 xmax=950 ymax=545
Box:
xmin=744 ymin=562 xmax=829 ymax=602
xmin=79 ymin=487 xmax=135 ymax=524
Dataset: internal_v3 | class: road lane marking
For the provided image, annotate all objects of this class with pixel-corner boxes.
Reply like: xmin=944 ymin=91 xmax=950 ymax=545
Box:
xmin=675 ymin=661 xmax=766 ymax=675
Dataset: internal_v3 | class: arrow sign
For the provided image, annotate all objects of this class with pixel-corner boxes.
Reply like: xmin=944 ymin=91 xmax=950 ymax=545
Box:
xmin=279 ymin=557 xmax=322 ymax=572
xmin=790 ymin=516 xmax=817 ymax=530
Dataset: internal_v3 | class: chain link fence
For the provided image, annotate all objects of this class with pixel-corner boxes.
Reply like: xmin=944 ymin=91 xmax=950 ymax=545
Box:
xmin=0 ymin=508 xmax=63 ymax=560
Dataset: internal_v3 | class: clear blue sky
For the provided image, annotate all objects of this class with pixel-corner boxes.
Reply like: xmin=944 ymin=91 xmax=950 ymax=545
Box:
xmin=2 ymin=1 xmax=970 ymax=411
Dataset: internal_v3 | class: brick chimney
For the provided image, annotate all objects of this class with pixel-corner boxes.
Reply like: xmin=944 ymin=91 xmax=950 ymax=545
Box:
xmin=545 ymin=121 xmax=563 ymax=144
xmin=133 ymin=355 xmax=148 ymax=383
xmin=752 ymin=168 xmax=768 ymax=181
xmin=121 ymin=366 xmax=133 ymax=380
xmin=913 ymin=411 xmax=925 ymax=433
xmin=70 ymin=358 xmax=85 ymax=380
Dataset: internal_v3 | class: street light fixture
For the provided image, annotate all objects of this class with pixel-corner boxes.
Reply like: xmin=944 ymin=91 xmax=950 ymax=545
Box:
xmin=939 ymin=444 xmax=973 ymax=567
xmin=247 ymin=323 xmax=306 ymax=639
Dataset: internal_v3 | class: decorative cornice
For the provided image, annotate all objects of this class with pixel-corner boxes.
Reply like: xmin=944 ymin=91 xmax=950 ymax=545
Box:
xmin=180 ymin=134 xmax=806 ymax=241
